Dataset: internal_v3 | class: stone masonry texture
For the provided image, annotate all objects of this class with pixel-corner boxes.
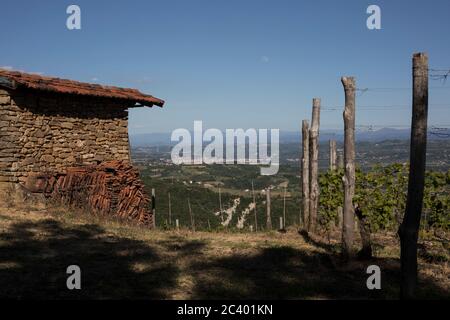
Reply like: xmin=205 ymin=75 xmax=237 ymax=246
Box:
xmin=0 ymin=88 xmax=133 ymax=185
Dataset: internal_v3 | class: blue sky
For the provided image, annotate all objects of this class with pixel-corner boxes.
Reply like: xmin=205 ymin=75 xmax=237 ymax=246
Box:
xmin=1 ymin=0 xmax=449 ymax=134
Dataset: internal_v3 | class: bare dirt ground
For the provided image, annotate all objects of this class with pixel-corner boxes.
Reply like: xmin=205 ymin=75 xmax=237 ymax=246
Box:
xmin=0 ymin=203 xmax=448 ymax=299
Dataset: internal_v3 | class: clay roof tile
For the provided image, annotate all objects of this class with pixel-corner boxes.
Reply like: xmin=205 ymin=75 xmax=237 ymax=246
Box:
xmin=0 ymin=69 xmax=164 ymax=108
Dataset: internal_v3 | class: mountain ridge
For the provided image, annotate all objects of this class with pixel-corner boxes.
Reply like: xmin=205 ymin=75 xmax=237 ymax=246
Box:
xmin=130 ymin=127 xmax=448 ymax=147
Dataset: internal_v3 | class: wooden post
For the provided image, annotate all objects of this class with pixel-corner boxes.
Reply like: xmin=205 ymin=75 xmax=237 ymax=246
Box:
xmin=188 ymin=198 xmax=195 ymax=232
xmin=283 ymin=185 xmax=287 ymax=229
xmin=355 ymin=204 xmax=372 ymax=259
xmin=168 ymin=192 xmax=172 ymax=226
xmin=337 ymin=206 xmax=343 ymax=229
xmin=329 ymin=140 xmax=337 ymax=171
xmin=398 ymin=52 xmax=429 ymax=299
xmin=279 ymin=217 xmax=283 ymax=230
xmin=301 ymin=120 xmax=310 ymax=229
xmin=176 ymin=219 xmax=180 ymax=230
xmin=337 ymin=150 xmax=344 ymax=170
xmin=252 ymin=180 xmax=258 ymax=231
xmin=341 ymin=77 xmax=356 ymax=260
xmin=266 ymin=188 xmax=272 ymax=230
xmin=219 ymin=187 xmax=223 ymax=223
xmin=250 ymin=225 xmax=254 ymax=232
xmin=151 ymin=188 xmax=156 ymax=228
xmin=309 ymin=98 xmax=321 ymax=233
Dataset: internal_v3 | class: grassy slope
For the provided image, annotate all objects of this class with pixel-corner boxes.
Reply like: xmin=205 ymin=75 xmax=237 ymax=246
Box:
xmin=0 ymin=204 xmax=448 ymax=300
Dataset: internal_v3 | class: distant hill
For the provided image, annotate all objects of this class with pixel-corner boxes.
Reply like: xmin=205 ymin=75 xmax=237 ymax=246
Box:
xmin=130 ymin=133 xmax=172 ymax=147
xmin=358 ymin=127 xmax=411 ymax=141
xmin=280 ymin=128 xmax=412 ymax=143
xmin=130 ymin=127 xmax=448 ymax=147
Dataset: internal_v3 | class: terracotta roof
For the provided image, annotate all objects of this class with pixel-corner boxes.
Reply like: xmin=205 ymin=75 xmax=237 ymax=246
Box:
xmin=0 ymin=69 xmax=164 ymax=108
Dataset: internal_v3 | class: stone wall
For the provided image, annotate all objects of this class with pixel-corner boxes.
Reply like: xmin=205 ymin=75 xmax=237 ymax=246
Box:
xmin=0 ymin=88 xmax=133 ymax=184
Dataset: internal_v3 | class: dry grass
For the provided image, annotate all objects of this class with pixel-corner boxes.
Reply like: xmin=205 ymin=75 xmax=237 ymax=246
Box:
xmin=0 ymin=203 xmax=448 ymax=300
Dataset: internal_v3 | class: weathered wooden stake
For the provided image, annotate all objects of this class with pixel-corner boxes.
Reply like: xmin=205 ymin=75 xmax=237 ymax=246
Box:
xmin=301 ymin=120 xmax=310 ymax=229
xmin=355 ymin=204 xmax=372 ymax=259
xmin=252 ymin=180 xmax=258 ymax=231
xmin=341 ymin=76 xmax=356 ymax=260
xmin=176 ymin=219 xmax=180 ymax=230
xmin=168 ymin=192 xmax=172 ymax=226
xmin=337 ymin=206 xmax=343 ymax=229
xmin=309 ymin=98 xmax=321 ymax=233
xmin=279 ymin=217 xmax=283 ymax=230
xmin=188 ymin=198 xmax=195 ymax=232
xmin=337 ymin=150 xmax=344 ymax=169
xmin=151 ymin=188 xmax=156 ymax=228
xmin=283 ymin=185 xmax=287 ymax=229
xmin=398 ymin=52 xmax=429 ymax=299
xmin=329 ymin=140 xmax=337 ymax=171
xmin=266 ymin=188 xmax=272 ymax=230
xmin=219 ymin=187 xmax=223 ymax=223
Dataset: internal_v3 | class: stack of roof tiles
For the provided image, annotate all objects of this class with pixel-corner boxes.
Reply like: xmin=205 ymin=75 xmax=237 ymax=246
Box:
xmin=24 ymin=160 xmax=152 ymax=226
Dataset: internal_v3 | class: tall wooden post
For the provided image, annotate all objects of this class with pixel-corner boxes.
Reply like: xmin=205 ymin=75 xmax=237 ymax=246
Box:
xmin=301 ymin=120 xmax=310 ymax=229
xmin=341 ymin=77 xmax=356 ymax=260
xmin=329 ymin=140 xmax=337 ymax=171
xmin=398 ymin=52 xmax=429 ymax=299
xmin=252 ymin=180 xmax=258 ymax=231
xmin=309 ymin=98 xmax=321 ymax=233
xmin=266 ymin=188 xmax=272 ymax=230
xmin=151 ymin=188 xmax=156 ymax=228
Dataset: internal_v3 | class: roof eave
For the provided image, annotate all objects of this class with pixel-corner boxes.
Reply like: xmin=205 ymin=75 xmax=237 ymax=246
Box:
xmin=133 ymin=99 xmax=165 ymax=108
xmin=0 ymin=76 xmax=17 ymax=90
xmin=0 ymin=77 xmax=165 ymax=108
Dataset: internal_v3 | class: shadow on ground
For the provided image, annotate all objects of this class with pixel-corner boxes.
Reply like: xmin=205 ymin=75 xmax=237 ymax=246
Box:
xmin=0 ymin=218 xmax=180 ymax=299
xmin=0 ymin=218 xmax=448 ymax=299
xmin=188 ymin=238 xmax=448 ymax=300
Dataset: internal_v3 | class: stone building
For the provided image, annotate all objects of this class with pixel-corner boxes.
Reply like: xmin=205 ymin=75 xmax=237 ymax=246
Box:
xmin=0 ymin=70 xmax=164 ymax=186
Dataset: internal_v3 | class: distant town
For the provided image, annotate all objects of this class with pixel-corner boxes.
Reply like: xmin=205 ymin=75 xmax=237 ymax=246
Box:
xmin=131 ymin=138 xmax=450 ymax=172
